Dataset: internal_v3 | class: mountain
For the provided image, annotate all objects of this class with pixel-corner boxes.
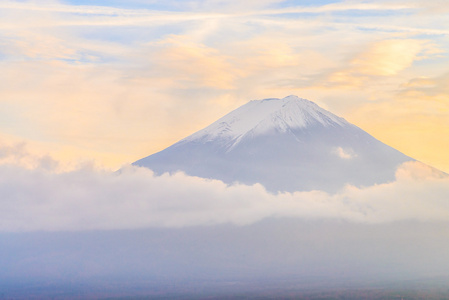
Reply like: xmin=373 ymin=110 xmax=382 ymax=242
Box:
xmin=134 ymin=95 xmax=413 ymax=193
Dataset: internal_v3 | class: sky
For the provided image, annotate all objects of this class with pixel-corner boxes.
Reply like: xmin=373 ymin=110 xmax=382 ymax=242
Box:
xmin=0 ymin=0 xmax=448 ymax=173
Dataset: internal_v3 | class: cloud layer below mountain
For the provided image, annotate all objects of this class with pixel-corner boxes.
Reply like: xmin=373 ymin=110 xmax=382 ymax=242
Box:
xmin=1 ymin=159 xmax=447 ymax=232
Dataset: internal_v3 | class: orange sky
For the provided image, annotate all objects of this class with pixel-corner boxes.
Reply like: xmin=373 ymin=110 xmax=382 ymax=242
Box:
xmin=0 ymin=0 xmax=448 ymax=172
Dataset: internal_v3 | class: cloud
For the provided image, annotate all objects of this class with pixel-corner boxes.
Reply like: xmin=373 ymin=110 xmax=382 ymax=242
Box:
xmin=0 ymin=159 xmax=448 ymax=232
xmin=145 ymin=35 xmax=240 ymax=89
xmin=326 ymin=39 xmax=439 ymax=89
xmin=0 ymin=1 xmax=412 ymax=19
xmin=0 ymin=141 xmax=59 ymax=170
xmin=332 ymin=147 xmax=356 ymax=159
xmin=351 ymin=39 xmax=426 ymax=76
xmin=382 ymin=0 xmax=449 ymax=13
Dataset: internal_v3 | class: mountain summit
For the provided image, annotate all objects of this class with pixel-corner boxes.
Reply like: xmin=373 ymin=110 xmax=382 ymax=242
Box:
xmin=183 ymin=95 xmax=348 ymax=151
xmin=134 ymin=95 xmax=413 ymax=193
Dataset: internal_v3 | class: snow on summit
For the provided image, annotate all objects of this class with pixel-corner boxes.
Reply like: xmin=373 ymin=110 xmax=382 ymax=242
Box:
xmin=184 ymin=95 xmax=348 ymax=144
xmin=134 ymin=96 xmax=414 ymax=193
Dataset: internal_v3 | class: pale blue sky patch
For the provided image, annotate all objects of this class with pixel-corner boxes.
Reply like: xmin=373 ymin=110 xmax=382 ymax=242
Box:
xmin=61 ymin=0 xmax=183 ymax=11
xmin=73 ymin=24 xmax=186 ymax=46
xmin=332 ymin=8 xmax=412 ymax=18
xmin=279 ymin=0 xmax=341 ymax=7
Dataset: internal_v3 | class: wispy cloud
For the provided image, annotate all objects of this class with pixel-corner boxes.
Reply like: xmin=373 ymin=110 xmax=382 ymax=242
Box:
xmin=0 ymin=1 xmax=413 ymax=16
xmin=0 ymin=1 xmax=421 ymax=31
xmin=325 ymin=38 xmax=439 ymax=89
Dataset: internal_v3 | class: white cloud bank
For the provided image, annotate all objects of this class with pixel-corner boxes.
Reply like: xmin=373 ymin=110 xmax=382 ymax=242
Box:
xmin=0 ymin=159 xmax=448 ymax=232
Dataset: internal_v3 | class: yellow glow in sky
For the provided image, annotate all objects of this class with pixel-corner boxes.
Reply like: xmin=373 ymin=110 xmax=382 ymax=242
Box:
xmin=0 ymin=0 xmax=448 ymax=173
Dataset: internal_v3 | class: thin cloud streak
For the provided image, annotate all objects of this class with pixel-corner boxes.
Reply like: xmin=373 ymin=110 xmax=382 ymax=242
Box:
xmin=0 ymin=1 xmax=413 ymax=15
xmin=0 ymin=1 xmax=417 ymax=29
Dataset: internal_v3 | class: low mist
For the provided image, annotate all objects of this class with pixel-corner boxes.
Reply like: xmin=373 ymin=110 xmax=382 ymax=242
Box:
xmin=0 ymin=161 xmax=448 ymax=231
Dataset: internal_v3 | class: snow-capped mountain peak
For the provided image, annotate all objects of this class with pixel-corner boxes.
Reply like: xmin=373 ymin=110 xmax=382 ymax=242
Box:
xmin=134 ymin=96 xmax=413 ymax=193
xmin=183 ymin=95 xmax=348 ymax=145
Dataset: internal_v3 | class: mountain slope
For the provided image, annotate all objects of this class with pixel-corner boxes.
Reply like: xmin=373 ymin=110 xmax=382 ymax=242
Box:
xmin=134 ymin=95 xmax=413 ymax=193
